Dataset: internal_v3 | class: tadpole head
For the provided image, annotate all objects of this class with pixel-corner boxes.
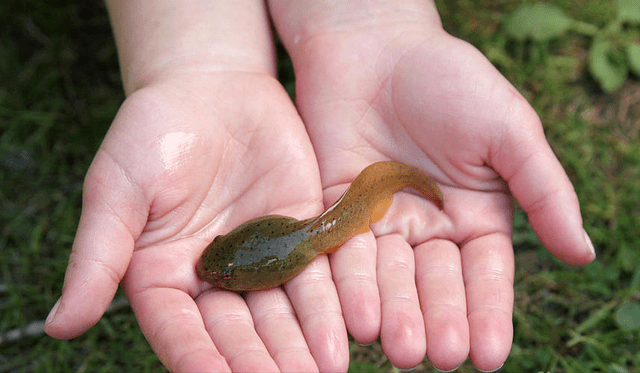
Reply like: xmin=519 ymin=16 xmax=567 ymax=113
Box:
xmin=195 ymin=234 xmax=234 ymax=287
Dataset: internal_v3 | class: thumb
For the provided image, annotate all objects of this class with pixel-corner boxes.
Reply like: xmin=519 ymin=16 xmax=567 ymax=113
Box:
xmin=492 ymin=97 xmax=595 ymax=265
xmin=44 ymin=149 xmax=148 ymax=339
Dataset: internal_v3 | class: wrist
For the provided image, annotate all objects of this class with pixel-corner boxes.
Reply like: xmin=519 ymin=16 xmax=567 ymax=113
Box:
xmin=106 ymin=0 xmax=275 ymax=95
xmin=268 ymin=0 xmax=442 ymax=54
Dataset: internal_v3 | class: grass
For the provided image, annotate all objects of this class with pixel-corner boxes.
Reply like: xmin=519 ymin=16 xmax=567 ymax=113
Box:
xmin=1 ymin=0 xmax=639 ymax=372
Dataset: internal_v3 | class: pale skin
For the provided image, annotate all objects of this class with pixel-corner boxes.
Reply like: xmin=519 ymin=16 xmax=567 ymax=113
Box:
xmin=44 ymin=1 xmax=595 ymax=372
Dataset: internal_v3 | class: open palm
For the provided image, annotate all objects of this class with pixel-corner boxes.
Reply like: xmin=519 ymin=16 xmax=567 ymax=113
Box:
xmin=291 ymin=25 xmax=595 ymax=371
xmin=44 ymin=72 xmax=349 ymax=372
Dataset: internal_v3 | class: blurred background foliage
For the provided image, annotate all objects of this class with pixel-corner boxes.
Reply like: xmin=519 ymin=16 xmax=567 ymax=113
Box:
xmin=1 ymin=0 xmax=638 ymax=372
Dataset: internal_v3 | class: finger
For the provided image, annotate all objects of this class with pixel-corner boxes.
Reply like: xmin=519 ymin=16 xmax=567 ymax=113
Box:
xmin=330 ymin=232 xmax=381 ymax=344
xmin=123 ymin=239 xmax=232 ymax=372
xmin=245 ymin=289 xmax=318 ymax=372
xmin=197 ymin=289 xmax=280 ymax=372
xmin=377 ymin=234 xmax=426 ymax=370
xmin=415 ymin=239 xmax=469 ymax=372
xmin=462 ymin=233 xmax=514 ymax=372
xmin=45 ymin=152 xmax=148 ymax=339
xmin=492 ymin=101 xmax=595 ymax=265
xmin=128 ymin=287 xmax=231 ymax=372
xmin=285 ymin=255 xmax=350 ymax=373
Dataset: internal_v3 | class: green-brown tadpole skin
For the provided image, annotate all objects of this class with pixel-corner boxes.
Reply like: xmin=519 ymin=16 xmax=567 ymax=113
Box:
xmin=196 ymin=161 xmax=444 ymax=291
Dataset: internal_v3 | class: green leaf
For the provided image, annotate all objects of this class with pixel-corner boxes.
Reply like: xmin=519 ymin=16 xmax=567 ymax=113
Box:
xmin=615 ymin=302 xmax=640 ymax=331
xmin=618 ymin=0 xmax=640 ymax=24
xmin=588 ymin=40 xmax=628 ymax=92
xmin=505 ymin=3 xmax=572 ymax=41
xmin=627 ymin=43 xmax=640 ymax=76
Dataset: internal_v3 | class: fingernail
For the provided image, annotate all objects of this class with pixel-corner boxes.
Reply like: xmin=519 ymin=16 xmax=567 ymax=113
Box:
xmin=478 ymin=363 xmax=503 ymax=372
xmin=45 ymin=297 xmax=61 ymax=326
xmin=435 ymin=364 xmax=461 ymax=372
xmin=583 ymin=229 xmax=596 ymax=257
xmin=395 ymin=365 xmax=418 ymax=372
